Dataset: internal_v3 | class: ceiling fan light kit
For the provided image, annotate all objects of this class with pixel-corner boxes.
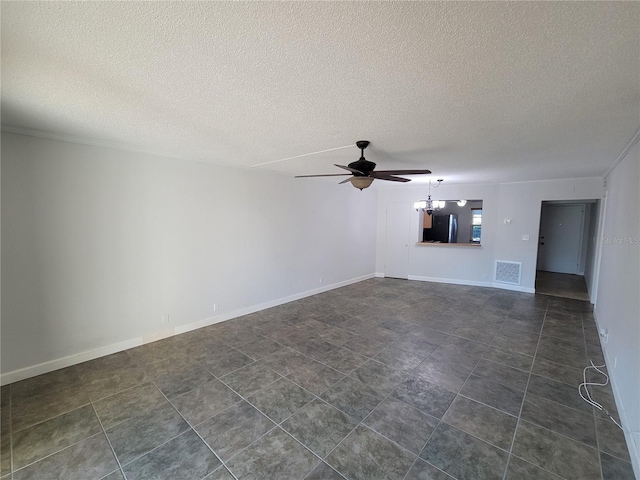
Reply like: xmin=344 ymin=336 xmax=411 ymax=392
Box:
xmin=295 ymin=140 xmax=432 ymax=190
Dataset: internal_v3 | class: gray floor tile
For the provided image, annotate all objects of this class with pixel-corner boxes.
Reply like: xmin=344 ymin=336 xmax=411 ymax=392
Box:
xmin=203 ymin=466 xmax=236 ymax=480
xmin=287 ymin=361 xmax=345 ymax=395
xmin=391 ymin=377 xmax=456 ymax=419
xmin=505 ymin=456 xmax=563 ymax=480
xmin=471 ymin=359 xmax=528 ymax=391
xmin=195 ymin=400 xmax=274 ymax=462
xmin=490 ymin=328 xmax=539 ymax=356
xmin=512 ymin=420 xmax=601 ymax=480
xmin=350 ymin=360 xmax=408 ymax=394
xmin=527 ymin=374 xmax=592 ymax=413
xmin=343 ymin=337 xmax=386 ymax=357
xmin=600 ymin=452 xmax=636 ymax=480
xmin=234 ymin=336 xmax=283 ymax=360
xmin=326 ymin=425 xmax=415 ymax=480
xmin=13 ymin=433 xmax=118 ymax=480
xmin=293 ymin=338 xmax=337 ymax=360
xmin=319 ymin=348 xmax=369 ymax=374
xmin=101 ymin=470 xmax=125 ymax=480
xmin=419 ymin=423 xmax=508 ymax=480
xmin=442 ymin=396 xmax=517 ymax=450
xmin=220 ymin=363 xmax=281 ymax=397
xmin=6 ymin=280 xmax=629 ymax=480
xmin=127 ymin=343 xmax=195 ymax=378
xmin=520 ymin=393 xmax=597 ymax=447
xmin=173 ymin=335 xmax=225 ymax=362
xmin=390 ymin=332 xmax=447 ymax=357
xmin=106 ymin=402 xmax=189 ymax=465
xmin=374 ymin=347 xmax=424 ymax=372
xmin=93 ymin=382 xmax=168 ymax=429
xmin=11 ymin=367 xmax=90 ymax=432
xmin=199 ymin=346 xmax=254 ymax=377
xmin=282 ymin=399 xmax=358 ymax=457
xmin=153 ymin=361 xmax=214 ymax=399
xmin=531 ymin=357 xmax=584 ymax=387
xmin=405 ymin=459 xmax=455 ymax=479
xmin=226 ymin=428 xmax=319 ymax=480
xmin=364 ymin=397 xmax=438 ymax=454
xmin=482 ymin=345 xmax=533 ymax=371
xmin=596 ymin=416 xmax=631 ymax=462
xmin=123 ymin=430 xmax=220 ymax=480
xmin=12 ymin=404 xmax=101 ymax=469
xmin=247 ymin=377 xmax=315 ymax=424
xmin=318 ymin=326 xmax=358 ymax=347
xmin=320 ymin=377 xmax=386 ymax=422
xmin=170 ymin=378 xmax=242 ymax=426
xmin=453 ymin=324 xmax=501 ymax=345
xmin=1 ymin=435 xmax=10 ymax=477
xmin=535 ymin=335 xmax=587 ymax=370
xmin=259 ymin=348 xmax=313 ymax=375
xmin=304 ymin=462 xmax=345 ymax=480
xmin=1 ymin=387 xmax=9 ymax=438
xmin=413 ymin=354 xmax=474 ymax=393
xmin=76 ymin=352 xmax=147 ymax=401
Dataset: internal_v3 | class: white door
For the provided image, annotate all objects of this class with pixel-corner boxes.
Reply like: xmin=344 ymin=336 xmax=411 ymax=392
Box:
xmin=537 ymin=204 xmax=585 ymax=274
xmin=384 ymin=202 xmax=411 ymax=279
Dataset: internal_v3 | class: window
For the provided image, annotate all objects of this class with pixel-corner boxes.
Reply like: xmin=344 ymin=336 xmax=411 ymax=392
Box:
xmin=471 ymin=209 xmax=482 ymax=242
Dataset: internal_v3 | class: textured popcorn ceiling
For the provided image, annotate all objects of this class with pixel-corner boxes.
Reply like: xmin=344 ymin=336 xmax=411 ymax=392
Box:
xmin=1 ymin=1 xmax=639 ymax=184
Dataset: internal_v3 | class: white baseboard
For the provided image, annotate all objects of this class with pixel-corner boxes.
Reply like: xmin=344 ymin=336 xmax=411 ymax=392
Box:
xmin=593 ymin=310 xmax=640 ymax=478
xmin=374 ymin=272 xmax=385 ymax=278
xmin=408 ymin=275 xmax=492 ymax=287
xmin=491 ymin=282 xmax=536 ymax=294
xmin=1 ymin=273 xmax=374 ymax=386
xmin=408 ymin=275 xmax=535 ymax=294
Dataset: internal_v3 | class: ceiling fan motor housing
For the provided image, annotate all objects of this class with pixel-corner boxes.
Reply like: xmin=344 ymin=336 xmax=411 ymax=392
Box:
xmin=348 ymin=158 xmax=376 ymax=176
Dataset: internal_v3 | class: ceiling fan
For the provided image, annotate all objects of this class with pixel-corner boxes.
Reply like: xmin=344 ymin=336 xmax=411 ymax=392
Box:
xmin=295 ymin=141 xmax=432 ymax=190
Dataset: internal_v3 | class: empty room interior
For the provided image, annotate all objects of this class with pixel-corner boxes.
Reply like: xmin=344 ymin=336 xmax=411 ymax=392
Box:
xmin=1 ymin=3 xmax=639 ymax=480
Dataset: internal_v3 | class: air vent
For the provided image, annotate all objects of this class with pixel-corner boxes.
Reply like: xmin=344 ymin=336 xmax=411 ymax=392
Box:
xmin=495 ymin=261 xmax=522 ymax=285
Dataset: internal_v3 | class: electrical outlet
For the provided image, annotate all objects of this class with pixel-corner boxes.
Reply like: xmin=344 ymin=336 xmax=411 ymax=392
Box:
xmin=213 ymin=303 xmax=217 ymax=312
xmin=614 ymin=357 xmax=618 ymax=368
xmin=319 ymin=277 xmax=323 ymax=284
xmin=165 ymin=314 xmax=170 ymax=324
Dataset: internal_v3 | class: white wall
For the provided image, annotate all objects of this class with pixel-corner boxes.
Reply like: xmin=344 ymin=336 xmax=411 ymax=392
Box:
xmin=494 ymin=178 xmax=603 ymax=290
xmin=1 ymin=132 xmax=377 ymax=379
xmin=376 ymin=183 xmax=500 ymax=285
xmin=584 ymin=200 xmax=600 ymax=296
xmin=594 ymin=139 xmax=640 ymax=472
xmin=376 ymin=178 xmax=603 ymax=291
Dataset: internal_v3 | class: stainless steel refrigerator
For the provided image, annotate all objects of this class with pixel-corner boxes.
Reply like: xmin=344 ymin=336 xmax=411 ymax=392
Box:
xmin=423 ymin=214 xmax=458 ymax=243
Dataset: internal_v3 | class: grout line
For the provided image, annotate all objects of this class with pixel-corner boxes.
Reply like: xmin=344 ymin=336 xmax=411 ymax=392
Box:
xmin=127 ymin=355 xmax=241 ymax=480
xmin=583 ymin=311 xmax=606 ymax=480
xmin=88 ymin=402 xmax=128 ymax=480
xmin=501 ymin=297 xmax=551 ymax=480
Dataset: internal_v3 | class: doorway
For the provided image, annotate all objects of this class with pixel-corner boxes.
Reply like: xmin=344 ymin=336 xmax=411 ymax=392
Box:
xmin=535 ymin=201 xmax=597 ymax=301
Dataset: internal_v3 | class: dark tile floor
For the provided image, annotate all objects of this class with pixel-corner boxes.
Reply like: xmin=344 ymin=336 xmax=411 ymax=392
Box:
xmin=535 ymin=270 xmax=590 ymax=301
xmin=0 ymin=279 xmax=635 ymax=480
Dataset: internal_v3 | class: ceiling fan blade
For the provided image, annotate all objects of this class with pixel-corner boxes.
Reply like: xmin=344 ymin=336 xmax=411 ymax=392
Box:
xmin=295 ymin=173 xmax=352 ymax=178
xmin=372 ymin=169 xmax=432 ymax=175
xmin=338 ymin=177 xmax=354 ymax=184
xmin=374 ymin=174 xmax=411 ymax=183
xmin=335 ymin=164 xmax=365 ymax=175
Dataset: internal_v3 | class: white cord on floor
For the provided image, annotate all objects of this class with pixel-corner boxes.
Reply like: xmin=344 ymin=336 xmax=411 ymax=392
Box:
xmin=578 ymin=359 xmax=624 ymax=431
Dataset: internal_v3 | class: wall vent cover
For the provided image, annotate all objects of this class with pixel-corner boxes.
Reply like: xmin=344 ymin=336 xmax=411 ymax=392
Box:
xmin=495 ymin=261 xmax=522 ymax=285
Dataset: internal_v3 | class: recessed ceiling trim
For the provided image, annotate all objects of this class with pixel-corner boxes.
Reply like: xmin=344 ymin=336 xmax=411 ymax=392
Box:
xmin=604 ymin=127 xmax=640 ymax=180
xmin=251 ymin=144 xmax=355 ymax=168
